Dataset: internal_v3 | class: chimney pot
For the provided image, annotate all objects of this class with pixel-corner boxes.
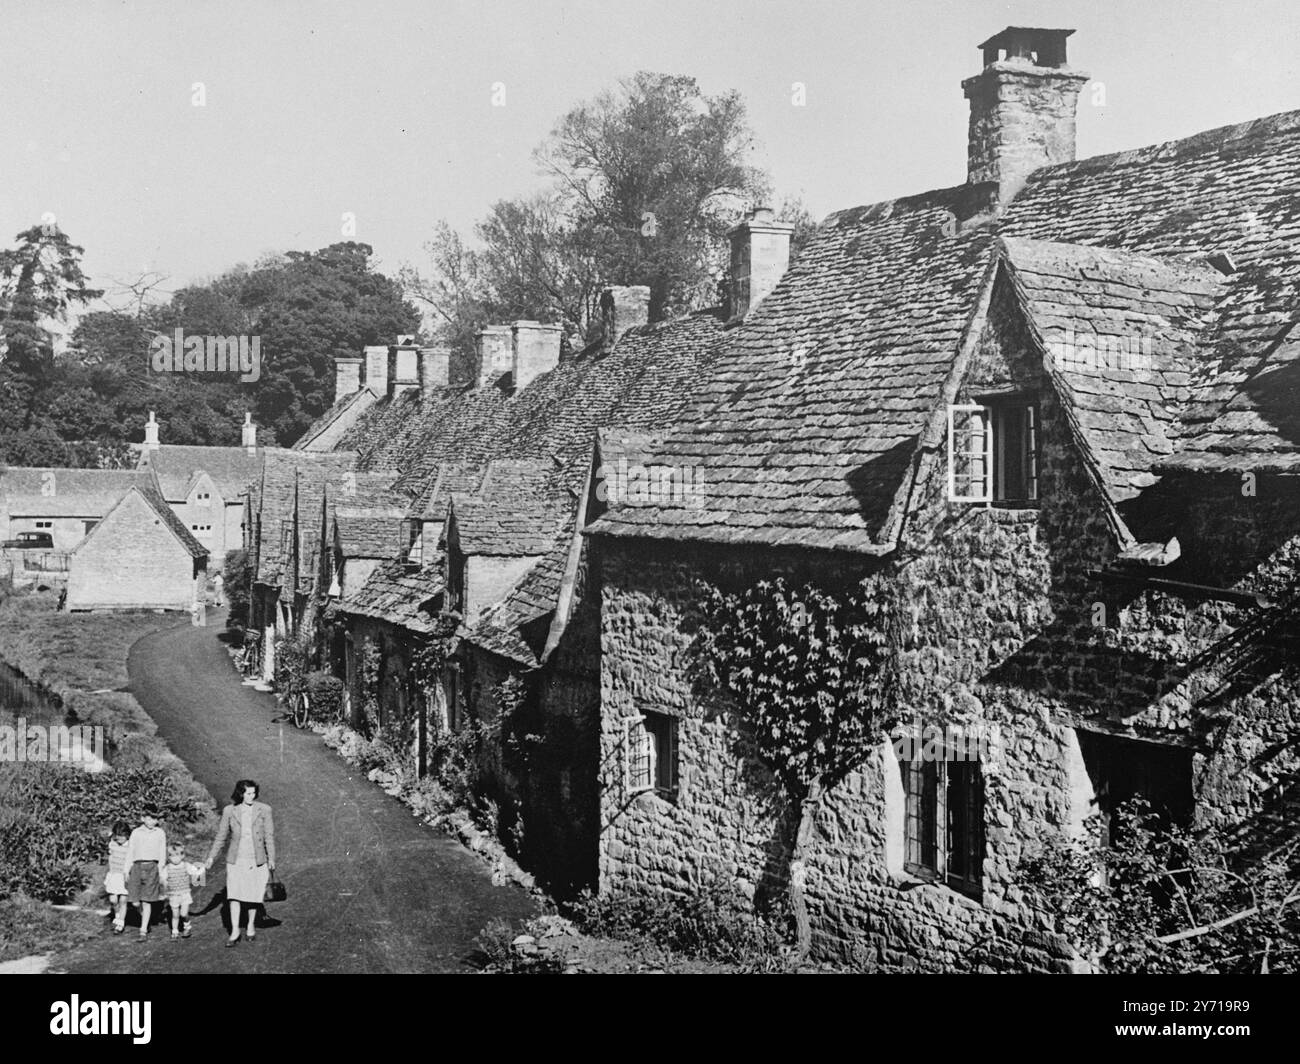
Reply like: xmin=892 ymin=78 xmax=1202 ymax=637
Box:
xmin=963 ymin=27 xmax=1089 ymax=204
xmin=242 ymin=412 xmax=257 ymax=455
xmin=727 ymin=206 xmax=794 ymax=323
xmin=144 ymin=410 xmax=160 ymax=451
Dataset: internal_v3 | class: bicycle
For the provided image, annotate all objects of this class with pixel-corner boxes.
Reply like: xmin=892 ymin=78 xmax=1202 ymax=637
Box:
xmin=234 ymin=633 xmax=262 ymax=677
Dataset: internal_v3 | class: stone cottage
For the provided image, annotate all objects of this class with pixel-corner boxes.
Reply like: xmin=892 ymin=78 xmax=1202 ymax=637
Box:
xmin=65 ymin=483 xmax=208 ymax=611
xmin=587 ymin=26 xmax=1300 ymax=968
xmin=286 ymin=288 xmax=731 ymax=893
xmin=136 ymin=410 xmax=263 ymax=561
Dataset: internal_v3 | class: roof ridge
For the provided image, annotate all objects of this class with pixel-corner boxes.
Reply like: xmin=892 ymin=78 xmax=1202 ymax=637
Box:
xmin=1030 ymin=107 xmax=1300 ymax=179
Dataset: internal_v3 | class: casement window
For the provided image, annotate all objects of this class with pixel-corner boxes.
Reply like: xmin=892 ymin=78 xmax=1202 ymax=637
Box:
xmin=948 ymin=398 xmax=1039 ymax=505
xmin=901 ymin=755 xmax=985 ymax=898
xmin=624 ymin=711 xmax=679 ymax=798
xmin=195 ymin=491 xmax=211 ymax=507
xmin=1076 ymin=731 xmax=1192 ymax=850
xmin=35 ymin=521 xmax=52 ymax=530
xmin=190 ymin=523 xmax=213 ymax=536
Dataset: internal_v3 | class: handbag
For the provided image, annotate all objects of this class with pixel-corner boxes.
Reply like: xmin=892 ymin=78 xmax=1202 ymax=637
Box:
xmin=264 ymin=868 xmax=287 ymax=903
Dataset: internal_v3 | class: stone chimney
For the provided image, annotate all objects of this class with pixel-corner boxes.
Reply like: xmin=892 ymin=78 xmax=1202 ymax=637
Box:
xmin=241 ymin=412 xmax=257 ymax=455
xmin=389 ymin=340 xmax=420 ymax=396
xmin=143 ymin=410 xmax=160 ymax=451
xmin=511 ymin=321 xmax=562 ymax=393
xmin=476 ymin=325 xmax=513 ymax=389
xmin=419 ymin=344 xmax=452 ymax=394
xmin=963 ymin=27 xmax=1090 ymax=204
xmin=363 ymin=345 xmax=388 ymax=396
xmin=334 ymin=355 xmax=362 ymax=402
xmin=600 ymin=285 xmax=651 ymax=349
xmin=727 ymin=207 xmax=794 ymax=323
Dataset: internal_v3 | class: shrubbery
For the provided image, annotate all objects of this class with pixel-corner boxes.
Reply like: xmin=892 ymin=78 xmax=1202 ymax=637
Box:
xmin=305 ymin=671 xmax=344 ymax=722
xmin=570 ymin=881 xmax=793 ymax=970
xmin=0 ymin=764 xmax=209 ymax=902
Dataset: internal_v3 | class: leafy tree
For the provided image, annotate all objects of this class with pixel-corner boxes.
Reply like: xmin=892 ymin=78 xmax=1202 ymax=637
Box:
xmin=405 ymin=74 xmax=814 ymax=371
xmin=247 ymin=243 xmax=420 ymax=443
xmin=1020 ymin=798 xmax=1300 ymax=972
xmin=690 ymin=576 xmax=896 ymax=957
xmin=0 ymin=223 xmax=102 ymax=446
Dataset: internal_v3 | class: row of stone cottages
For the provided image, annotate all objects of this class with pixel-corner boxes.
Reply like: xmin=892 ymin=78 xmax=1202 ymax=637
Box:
xmin=243 ymin=26 xmax=1300 ymax=968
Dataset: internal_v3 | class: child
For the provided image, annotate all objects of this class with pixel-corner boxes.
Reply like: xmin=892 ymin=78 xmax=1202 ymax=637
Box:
xmin=104 ymin=821 xmax=130 ymax=934
xmin=163 ymin=845 xmax=193 ymax=939
xmin=124 ymin=807 xmax=166 ymax=941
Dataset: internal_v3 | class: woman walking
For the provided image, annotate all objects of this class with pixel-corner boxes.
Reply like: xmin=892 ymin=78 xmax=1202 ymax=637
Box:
xmin=205 ymin=779 xmax=276 ymax=947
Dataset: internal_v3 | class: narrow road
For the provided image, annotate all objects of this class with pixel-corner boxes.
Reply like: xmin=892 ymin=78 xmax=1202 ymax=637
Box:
xmin=53 ymin=612 xmax=535 ymax=973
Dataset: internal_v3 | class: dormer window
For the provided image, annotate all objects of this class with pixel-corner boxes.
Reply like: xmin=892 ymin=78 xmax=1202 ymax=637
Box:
xmin=948 ymin=397 xmax=1038 ymax=505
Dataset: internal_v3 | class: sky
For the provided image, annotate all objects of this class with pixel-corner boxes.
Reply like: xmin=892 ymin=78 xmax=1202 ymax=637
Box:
xmin=1 ymin=0 xmax=1297 ymax=304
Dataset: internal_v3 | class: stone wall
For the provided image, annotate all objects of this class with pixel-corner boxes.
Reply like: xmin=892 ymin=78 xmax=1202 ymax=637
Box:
xmin=596 ymin=276 xmax=1300 ymax=969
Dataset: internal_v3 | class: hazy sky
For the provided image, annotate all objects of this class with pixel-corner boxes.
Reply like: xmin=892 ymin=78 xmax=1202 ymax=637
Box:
xmin=2 ymin=0 xmax=1297 ymax=301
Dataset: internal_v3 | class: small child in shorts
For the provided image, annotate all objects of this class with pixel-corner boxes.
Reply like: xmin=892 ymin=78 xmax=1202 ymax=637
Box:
xmin=163 ymin=844 xmax=193 ymax=939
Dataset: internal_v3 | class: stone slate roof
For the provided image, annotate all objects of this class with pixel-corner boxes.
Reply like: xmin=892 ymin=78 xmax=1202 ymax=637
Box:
xmin=0 ymin=467 xmax=152 ymax=517
xmin=252 ymin=450 xmax=358 ymax=585
xmin=465 ymin=521 xmax=572 ymax=667
xmin=592 ymin=108 xmax=1300 ymax=551
xmin=334 ymin=508 xmax=404 ymax=559
xmin=337 ymin=559 xmax=444 ymax=634
xmin=313 ymin=310 xmax=728 ymax=633
xmin=449 ymin=460 xmax=570 ymax=556
xmin=137 ymin=444 xmax=262 ymax=501
xmin=1000 ymin=237 xmax=1225 ymax=502
xmin=997 ymin=110 xmax=1300 ymax=475
xmin=293 ymin=387 xmax=379 ymax=452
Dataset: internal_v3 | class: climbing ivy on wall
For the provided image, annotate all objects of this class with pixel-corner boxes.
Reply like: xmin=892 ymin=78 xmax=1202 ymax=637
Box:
xmin=690 ymin=574 xmax=898 ymax=955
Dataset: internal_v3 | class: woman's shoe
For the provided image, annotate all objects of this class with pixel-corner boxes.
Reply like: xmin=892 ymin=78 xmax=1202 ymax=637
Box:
xmin=245 ymin=932 xmax=256 ymax=944
xmin=112 ymin=924 xmax=124 ymax=935
xmin=225 ymin=936 xmax=240 ymax=948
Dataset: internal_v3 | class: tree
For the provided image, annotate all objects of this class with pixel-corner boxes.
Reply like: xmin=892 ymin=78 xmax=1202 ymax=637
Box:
xmin=405 ymin=72 xmax=794 ymax=370
xmin=247 ymin=243 xmax=420 ymax=443
xmin=1020 ymin=799 xmax=1300 ymax=973
xmin=690 ymin=576 xmax=897 ymax=957
xmin=0 ymin=223 xmax=103 ymax=439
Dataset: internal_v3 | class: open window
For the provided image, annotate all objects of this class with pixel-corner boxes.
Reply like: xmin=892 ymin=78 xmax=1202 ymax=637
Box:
xmin=901 ymin=755 xmax=985 ymax=898
xmin=948 ymin=397 xmax=1039 ymax=505
xmin=624 ymin=711 xmax=679 ymax=799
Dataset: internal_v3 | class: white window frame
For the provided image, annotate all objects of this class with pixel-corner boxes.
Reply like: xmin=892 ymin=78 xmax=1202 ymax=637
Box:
xmin=623 ymin=715 xmax=656 ymax=795
xmin=947 ymin=403 xmax=992 ymax=503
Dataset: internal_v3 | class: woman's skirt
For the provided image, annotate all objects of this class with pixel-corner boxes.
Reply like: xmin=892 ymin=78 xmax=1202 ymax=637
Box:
xmin=126 ymin=861 xmax=164 ymax=903
xmin=225 ymin=860 xmax=270 ymax=904
xmin=103 ymin=871 xmax=127 ymax=897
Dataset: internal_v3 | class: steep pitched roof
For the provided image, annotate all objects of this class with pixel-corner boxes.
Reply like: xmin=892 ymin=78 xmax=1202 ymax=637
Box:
xmin=79 ymin=483 xmax=208 ymax=560
xmin=449 ymin=459 xmax=570 ymax=556
xmin=335 ymin=559 xmax=445 ymax=633
xmin=252 ymin=450 xmax=358 ymax=585
xmin=1000 ymin=237 xmax=1225 ymax=501
xmin=293 ymin=387 xmax=381 ymax=452
xmin=137 ymin=444 xmax=263 ymax=501
xmin=465 ymin=524 xmax=571 ymax=666
xmin=0 ymin=467 xmax=152 ymax=517
xmin=592 ymin=108 xmax=1300 ymax=551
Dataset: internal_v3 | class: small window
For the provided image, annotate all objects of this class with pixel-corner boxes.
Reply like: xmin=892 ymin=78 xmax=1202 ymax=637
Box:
xmin=624 ymin=712 xmax=679 ymax=798
xmin=948 ymin=398 xmax=1038 ymax=505
xmin=195 ymin=492 xmax=211 ymax=507
xmin=901 ymin=755 xmax=984 ymax=898
xmin=35 ymin=521 xmax=52 ymax=530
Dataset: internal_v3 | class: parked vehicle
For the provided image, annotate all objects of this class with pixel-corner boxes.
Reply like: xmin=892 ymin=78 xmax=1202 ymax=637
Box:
xmin=2 ymin=532 xmax=55 ymax=550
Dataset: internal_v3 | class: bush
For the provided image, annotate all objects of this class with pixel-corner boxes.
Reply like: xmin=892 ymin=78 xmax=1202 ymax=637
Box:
xmin=474 ymin=917 xmax=566 ymax=974
xmin=0 ymin=764 xmax=209 ymax=902
xmin=221 ymin=550 xmax=252 ymax=628
xmin=570 ymin=881 xmax=793 ymax=969
xmin=306 ymin=671 xmax=344 ymax=723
